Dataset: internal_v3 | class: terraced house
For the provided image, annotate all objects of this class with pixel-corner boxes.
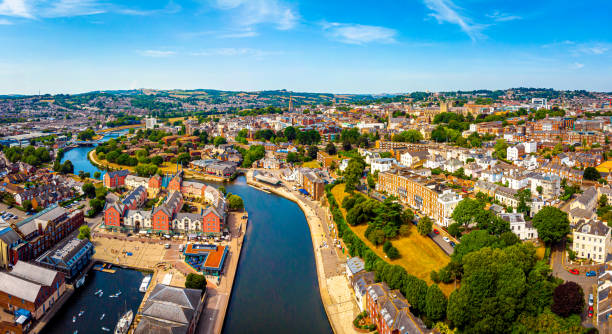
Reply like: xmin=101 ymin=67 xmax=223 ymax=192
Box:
xmin=378 ymin=170 xmax=462 ymax=226
xmin=366 ymin=282 xmax=421 ymax=334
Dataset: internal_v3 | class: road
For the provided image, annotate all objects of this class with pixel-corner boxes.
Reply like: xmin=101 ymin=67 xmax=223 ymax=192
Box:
xmin=551 ymin=241 xmax=598 ymax=328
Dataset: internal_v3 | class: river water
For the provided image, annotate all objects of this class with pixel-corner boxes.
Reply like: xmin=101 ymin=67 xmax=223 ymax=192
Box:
xmin=60 ymin=130 xmax=128 ymax=180
xmin=221 ymin=177 xmax=332 ymax=334
xmin=59 ymin=131 xmax=332 ymax=333
xmin=44 ymin=267 xmax=146 ymax=334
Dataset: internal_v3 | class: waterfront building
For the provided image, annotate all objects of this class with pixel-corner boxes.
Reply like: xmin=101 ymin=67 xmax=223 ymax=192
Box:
xmin=298 ymin=169 xmax=325 ymax=201
xmin=345 ymin=257 xmax=365 ymax=279
xmin=35 ymin=237 xmax=95 ymax=280
xmin=378 ymin=170 xmax=462 ymax=226
xmin=0 ymin=261 xmax=66 ymax=320
xmin=123 ymin=210 xmax=152 ymax=231
xmin=573 ymin=219 xmax=611 ymax=263
xmin=125 ymin=175 xmax=149 ymax=190
xmin=152 ymin=191 xmax=184 ymax=233
xmin=134 ymin=284 xmax=205 ymax=334
xmin=183 ymin=244 xmax=228 ymax=276
xmin=351 ymin=271 xmax=375 ymax=312
xmin=12 ymin=205 xmax=84 ymax=263
xmin=103 ymin=169 xmax=129 ymax=188
xmin=366 ymin=282 xmax=421 ymax=334
xmin=103 ymin=185 xmax=147 ymax=230
xmin=148 ymin=174 xmax=162 ymax=197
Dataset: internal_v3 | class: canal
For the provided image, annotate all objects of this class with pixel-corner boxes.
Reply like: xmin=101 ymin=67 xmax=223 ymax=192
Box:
xmin=221 ymin=177 xmax=332 ymax=334
xmin=44 ymin=267 xmax=147 ymax=334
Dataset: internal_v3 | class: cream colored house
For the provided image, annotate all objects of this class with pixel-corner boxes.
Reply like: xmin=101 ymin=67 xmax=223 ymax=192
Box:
xmin=573 ymin=219 xmax=611 ymax=263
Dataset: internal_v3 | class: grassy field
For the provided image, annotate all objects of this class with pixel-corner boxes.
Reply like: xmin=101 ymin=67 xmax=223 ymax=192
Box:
xmin=302 ymin=160 xmax=321 ymax=168
xmin=331 ymin=184 xmax=455 ymax=296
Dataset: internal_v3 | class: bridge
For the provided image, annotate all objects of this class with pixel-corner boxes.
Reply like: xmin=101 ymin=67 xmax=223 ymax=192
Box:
xmin=72 ymin=141 xmax=98 ymax=146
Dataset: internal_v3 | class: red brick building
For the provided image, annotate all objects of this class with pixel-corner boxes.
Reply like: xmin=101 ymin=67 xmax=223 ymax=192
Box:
xmin=103 ymin=169 xmax=129 ymax=188
xmin=151 ymin=191 xmax=183 ymax=233
xmin=202 ymin=207 xmax=224 ymax=234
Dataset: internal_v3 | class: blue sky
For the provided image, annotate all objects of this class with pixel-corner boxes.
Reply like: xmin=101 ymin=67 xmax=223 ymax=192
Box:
xmin=0 ymin=0 xmax=611 ymax=94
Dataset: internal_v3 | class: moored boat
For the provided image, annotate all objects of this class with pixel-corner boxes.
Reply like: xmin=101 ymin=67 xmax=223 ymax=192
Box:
xmin=114 ymin=310 xmax=133 ymax=334
xmin=139 ymin=275 xmax=152 ymax=293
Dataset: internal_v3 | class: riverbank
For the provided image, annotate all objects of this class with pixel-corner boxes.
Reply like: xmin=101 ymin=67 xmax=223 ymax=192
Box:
xmin=245 ymin=171 xmax=360 ymax=334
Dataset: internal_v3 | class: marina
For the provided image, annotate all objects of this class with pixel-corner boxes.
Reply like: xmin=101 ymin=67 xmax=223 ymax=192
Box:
xmin=43 ymin=267 xmax=146 ymax=334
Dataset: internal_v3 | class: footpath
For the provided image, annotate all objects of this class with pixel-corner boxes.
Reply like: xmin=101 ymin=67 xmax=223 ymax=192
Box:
xmin=246 ymin=171 xmax=360 ymax=334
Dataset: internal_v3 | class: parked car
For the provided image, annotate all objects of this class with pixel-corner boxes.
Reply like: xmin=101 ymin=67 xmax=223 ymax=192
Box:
xmin=443 ymin=237 xmax=450 ymax=243
xmin=586 ymin=270 xmax=597 ymax=277
xmin=569 ymin=269 xmax=580 ymax=275
xmin=449 ymin=241 xmax=456 ymax=248
xmin=589 ymin=293 xmax=594 ymax=306
xmin=588 ymin=306 xmax=594 ymax=318
xmin=433 ymin=229 xmax=440 ymax=235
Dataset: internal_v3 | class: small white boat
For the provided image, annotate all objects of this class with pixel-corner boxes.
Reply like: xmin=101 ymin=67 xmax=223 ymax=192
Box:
xmin=73 ymin=331 xmax=78 ymax=334
xmin=100 ymin=313 xmax=105 ymax=320
xmin=102 ymin=327 xmax=110 ymax=332
xmin=72 ymin=316 xmax=76 ymax=323
xmin=78 ymin=310 xmax=84 ymax=317
xmin=76 ymin=275 xmax=86 ymax=288
xmin=139 ymin=275 xmax=152 ymax=293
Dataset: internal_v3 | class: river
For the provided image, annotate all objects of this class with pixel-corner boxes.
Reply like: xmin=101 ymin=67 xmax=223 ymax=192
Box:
xmin=60 ymin=132 xmax=332 ymax=333
xmin=60 ymin=130 xmax=129 ymax=180
xmin=221 ymin=177 xmax=332 ymax=334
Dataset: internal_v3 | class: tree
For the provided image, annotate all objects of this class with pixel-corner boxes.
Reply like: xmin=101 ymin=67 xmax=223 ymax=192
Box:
xmin=426 ymin=284 xmax=447 ymax=322
xmin=218 ymin=186 xmax=227 ymax=196
xmin=22 ymin=200 xmax=32 ymax=212
xmin=284 ymin=126 xmax=297 ymax=141
xmin=532 ymin=206 xmax=570 ymax=245
xmin=451 ymin=198 xmax=484 ymax=229
xmin=383 ymin=241 xmax=400 ymax=259
xmin=185 ymin=273 xmax=207 ymax=291
xmin=493 ymin=139 xmax=509 ymax=159
xmin=60 ymin=160 xmax=74 ymax=174
xmin=286 ymin=152 xmax=299 ymax=163
xmin=447 ymin=222 xmax=463 ymax=238
xmin=417 ymin=216 xmax=433 ymax=235
xmin=515 ymin=188 xmax=531 ymax=215
xmin=213 ymin=136 xmax=227 ymax=146
xmin=325 ymin=142 xmax=337 ymax=155
xmin=228 ymin=194 xmax=244 ymax=211
xmin=551 ymin=282 xmax=584 ymax=317
xmin=536 ymin=185 xmax=543 ymax=195
xmin=82 ymin=183 xmax=96 ymax=199
xmin=584 ymin=167 xmax=600 ymax=181
xmin=78 ymin=225 xmax=91 ymax=240
xmin=93 ymin=171 xmax=101 ymax=179
xmin=307 ymin=146 xmax=318 ymax=160
xmin=600 ymin=194 xmax=609 ymax=208
xmin=344 ymin=157 xmax=365 ymax=192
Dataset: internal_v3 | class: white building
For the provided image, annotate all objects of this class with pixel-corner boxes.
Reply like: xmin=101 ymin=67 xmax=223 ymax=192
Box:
xmin=573 ymin=220 xmax=611 ymax=263
xmin=125 ymin=175 xmax=149 ymax=190
xmin=123 ymin=210 xmax=152 ymax=230
xmin=501 ymin=213 xmax=538 ymax=240
xmin=145 ymin=117 xmax=157 ymax=129
xmin=172 ymin=213 xmax=203 ymax=233
xmin=507 ymin=144 xmax=525 ymax=161
xmin=370 ymin=158 xmax=396 ymax=174
xmin=400 ymin=150 xmax=428 ymax=167
xmin=438 ymin=190 xmax=463 ymax=227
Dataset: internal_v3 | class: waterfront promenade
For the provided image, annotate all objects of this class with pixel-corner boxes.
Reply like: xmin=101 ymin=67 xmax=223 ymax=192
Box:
xmin=246 ymin=171 xmax=360 ymax=334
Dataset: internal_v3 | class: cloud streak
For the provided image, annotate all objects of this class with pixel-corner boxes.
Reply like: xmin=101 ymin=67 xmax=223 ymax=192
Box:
xmin=422 ymin=0 xmax=483 ymax=41
xmin=190 ymin=48 xmax=279 ymax=57
xmin=138 ymin=50 xmax=176 ymax=58
xmin=211 ymin=0 xmax=298 ymax=31
xmin=323 ymin=22 xmax=397 ymax=45
xmin=0 ymin=0 xmax=180 ymax=19
xmin=486 ymin=11 xmax=522 ymax=22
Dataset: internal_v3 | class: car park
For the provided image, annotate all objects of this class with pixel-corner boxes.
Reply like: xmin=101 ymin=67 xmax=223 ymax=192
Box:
xmin=569 ymin=269 xmax=580 ymax=275
xmin=586 ymin=270 xmax=597 ymax=277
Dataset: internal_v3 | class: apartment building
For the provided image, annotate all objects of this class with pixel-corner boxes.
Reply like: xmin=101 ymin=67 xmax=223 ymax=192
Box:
xmin=573 ymin=219 xmax=611 ymax=263
xmin=366 ymin=282 xmax=421 ymax=334
xmin=378 ymin=170 xmax=462 ymax=226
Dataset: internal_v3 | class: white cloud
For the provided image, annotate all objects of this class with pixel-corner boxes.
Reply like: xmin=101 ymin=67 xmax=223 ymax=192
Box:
xmin=575 ymin=44 xmax=609 ymax=55
xmin=323 ymin=22 xmax=397 ymax=45
xmin=572 ymin=62 xmax=585 ymax=69
xmin=219 ymin=28 xmax=258 ymax=38
xmin=189 ymin=48 xmax=278 ymax=57
xmin=138 ymin=50 xmax=176 ymax=58
xmin=422 ymin=0 xmax=484 ymax=41
xmin=211 ymin=0 xmax=298 ymax=30
xmin=0 ymin=18 xmax=12 ymax=24
xmin=486 ymin=11 xmax=521 ymax=22
xmin=0 ymin=0 xmax=32 ymax=18
xmin=39 ymin=0 xmax=105 ymax=18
